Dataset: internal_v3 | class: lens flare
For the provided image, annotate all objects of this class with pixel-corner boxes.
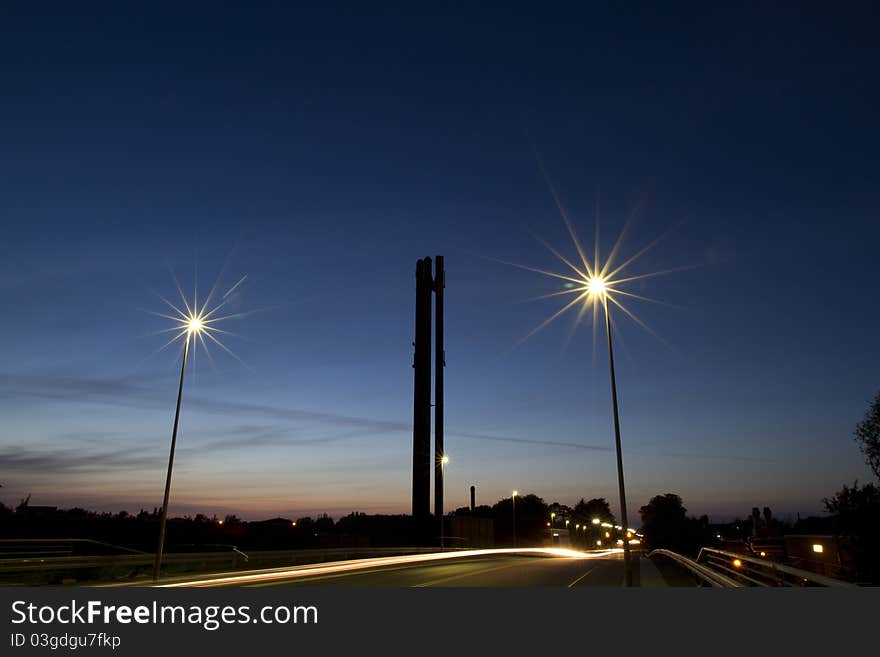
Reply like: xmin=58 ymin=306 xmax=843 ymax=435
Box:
xmin=147 ymin=267 xmax=250 ymax=369
xmin=499 ymin=184 xmax=694 ymax=351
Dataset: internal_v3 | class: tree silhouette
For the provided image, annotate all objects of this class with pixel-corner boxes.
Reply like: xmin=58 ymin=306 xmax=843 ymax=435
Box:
xmin=492 ymin=494 xmax=548 ymax=545
xmin=854 ymin=391 xmax=880 ymax=481
xmin=573 ymin=498 xmax=615 ymax=524
xmin=639 ymin=494 xmax=689 ymax=553
xmin=824 ymin=481 xmax=880 ymax=583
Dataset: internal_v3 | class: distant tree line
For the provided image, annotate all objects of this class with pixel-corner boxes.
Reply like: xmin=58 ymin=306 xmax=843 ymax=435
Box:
xmin=0 ymin=493 xmax=619 ymax=554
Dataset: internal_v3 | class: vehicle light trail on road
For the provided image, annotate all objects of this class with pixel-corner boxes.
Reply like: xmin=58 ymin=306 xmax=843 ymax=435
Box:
xmin=156 ymin=548 xmax=623 ymax=587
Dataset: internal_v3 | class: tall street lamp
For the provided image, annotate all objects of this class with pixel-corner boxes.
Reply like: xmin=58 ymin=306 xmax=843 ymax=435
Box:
xmin=499 ymin=209 xmax=687 ymax=585
xmin=147 ymin=273 xmax=248 ymax=582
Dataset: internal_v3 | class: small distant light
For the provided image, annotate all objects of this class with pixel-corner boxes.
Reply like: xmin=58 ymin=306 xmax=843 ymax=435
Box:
xmin=291 ymin=521 xmax=297 ymax=527
xmin=512 ymin=490 xmax=518 ymax=497
xmin=616 ymin=539 xmax=624 ymax=546
xmin=716 ymin=534 xmax=722 ymax=539
xmin=733 ymin=559 xmax=742 ymax=568
xmin=605 ymin=532 xmax=611 ymax=538
xmin=759 ymin=551 xmax=766 ymax=557
xmin=592 ymin=518 xmax=600 ymax=525
xmin=552 ymin=533 xmax=559 ymax=538
xmin=596 ymin=540 xmax=602 ymax=546
xmin=812 ymin=544 xmax=824 ymax=554
xmin=626 ymin=532 xmax=632 ymax=539
xmin=629 ymin=539 xmax=641 ymax=545
xmin=217 ymin=519 xmax=224 ymax=525
xmin=546 ymin=522 xmax=551 ymax=527
xmin=441 ymin=455 xmax=449 ymax=465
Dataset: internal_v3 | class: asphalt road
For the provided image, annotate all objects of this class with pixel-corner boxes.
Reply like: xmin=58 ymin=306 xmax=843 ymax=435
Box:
xmin=230 ymin=554 xmax=637 ymax=588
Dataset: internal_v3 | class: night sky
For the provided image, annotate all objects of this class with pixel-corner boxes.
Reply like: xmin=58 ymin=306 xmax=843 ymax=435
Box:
xmin=2 ymin=2 xmax=877 ymax=522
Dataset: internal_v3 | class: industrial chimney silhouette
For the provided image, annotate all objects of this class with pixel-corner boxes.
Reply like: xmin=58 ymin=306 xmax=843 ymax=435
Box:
xmin=411 ymin=256 xmax=445 ymax=520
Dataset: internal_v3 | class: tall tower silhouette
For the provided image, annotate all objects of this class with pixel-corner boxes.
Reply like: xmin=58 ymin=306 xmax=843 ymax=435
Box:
xmin=411 ymin=256 xmax=445 ymax=520
xmin=433 ymin=256 xmax=445 ymax=522
xmin=411 ymin=257 xmax=433 ymax=517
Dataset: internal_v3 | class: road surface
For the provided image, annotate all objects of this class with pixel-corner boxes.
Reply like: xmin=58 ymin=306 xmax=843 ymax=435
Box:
xmin=157 ymin=549 xmax=668 ymax=587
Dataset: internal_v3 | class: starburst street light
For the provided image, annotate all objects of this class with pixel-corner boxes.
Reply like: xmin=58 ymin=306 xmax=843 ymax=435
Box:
xmin=149 ymin=273 xmax=248 ymax=582
xmin=499 ymin=184 xmax=690 ymax=587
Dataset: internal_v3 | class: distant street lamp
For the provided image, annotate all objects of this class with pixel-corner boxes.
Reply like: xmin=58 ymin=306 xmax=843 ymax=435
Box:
xmin=439 ymin=455 xmax=449 ymax=548
xmin=512 ymin=491 xmax=518 ymax=548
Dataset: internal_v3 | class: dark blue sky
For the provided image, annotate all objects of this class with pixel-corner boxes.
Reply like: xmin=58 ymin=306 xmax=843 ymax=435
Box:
xmin=1 ymin=2 xmax=877 ymax=521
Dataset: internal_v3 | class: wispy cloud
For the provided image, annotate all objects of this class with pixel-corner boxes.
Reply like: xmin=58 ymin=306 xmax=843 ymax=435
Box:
xmin=0 ymin=372 xmax=613 ymax=451
xmin=0 ymin=372 xmax=772 ymax=464
xmin=0 ymin=446 xmax=159 ymax=473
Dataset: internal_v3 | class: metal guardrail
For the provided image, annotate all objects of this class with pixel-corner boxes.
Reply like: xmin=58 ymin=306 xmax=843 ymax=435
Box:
xmin=648 ymin=549 xmax=742 ymax=587
xmin=0 ymin=546 xmax=467 ymax=585
xmin=0 ymin=538 xmax=147 ymax=558
xmin=696 ymin=547 xmax=858 ymax=588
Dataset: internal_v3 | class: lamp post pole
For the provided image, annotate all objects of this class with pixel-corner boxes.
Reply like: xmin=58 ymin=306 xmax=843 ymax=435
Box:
xmin=439 ymin=455 xmax=448 ymax=548
xmin=603 ymin=298 xmax=632 ymax=587
xmin=153 ymin=334 xmax=191 ymax=582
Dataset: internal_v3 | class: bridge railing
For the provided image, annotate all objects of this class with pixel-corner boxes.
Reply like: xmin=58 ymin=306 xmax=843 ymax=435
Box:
xmin=647 ymin=548 xmax=742 ymax=587
xmin=696 ymin=547 xmax=857 ymax=588
xmin=0 ymin=546 xmax=466 ymax=586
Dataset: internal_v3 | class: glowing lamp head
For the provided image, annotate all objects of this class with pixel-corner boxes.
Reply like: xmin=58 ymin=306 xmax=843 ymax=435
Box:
xmin=187 ymin=316 xmax=204 ymax=334
xmin=441 ymin=455 xmax=449 ymax=465
xmin=587 ymin=277 xmax=607 ymax=296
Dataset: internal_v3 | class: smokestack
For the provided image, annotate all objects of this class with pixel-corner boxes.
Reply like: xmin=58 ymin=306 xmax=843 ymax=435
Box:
xmin=411 ymin=258 xmax=432 ymax=517
xmin=470 ymin=485 xmax=475 ymax=513
xmin=434 ymin=256 xmax=445 ymax=521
